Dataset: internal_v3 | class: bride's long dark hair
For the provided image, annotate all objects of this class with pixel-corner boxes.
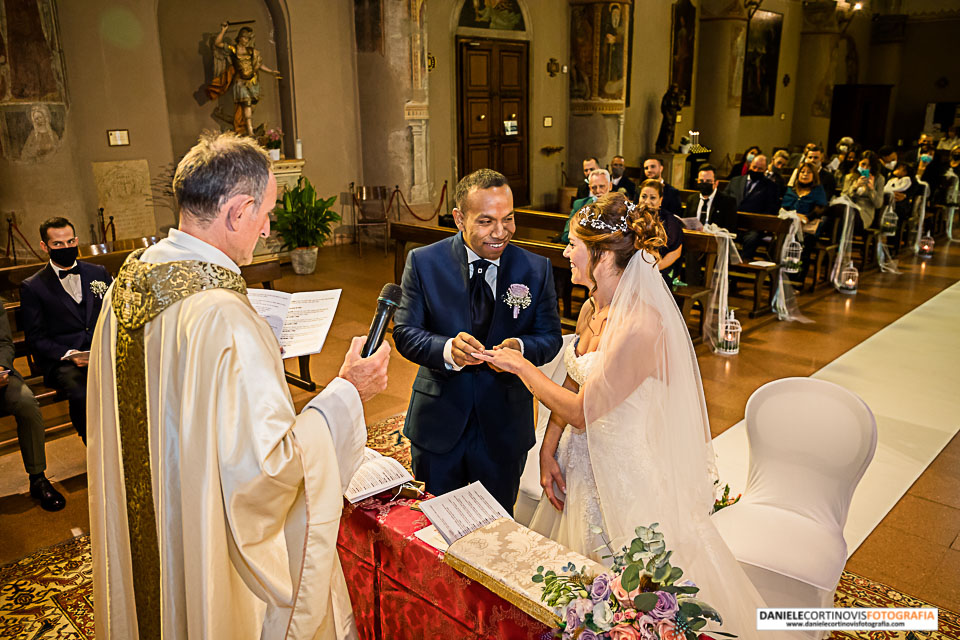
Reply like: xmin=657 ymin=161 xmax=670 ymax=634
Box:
xmin=571 ymin=192 xmax=667 ymax=295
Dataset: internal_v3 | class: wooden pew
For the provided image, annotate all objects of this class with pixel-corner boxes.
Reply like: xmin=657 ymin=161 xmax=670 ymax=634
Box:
xmin=672 ymin=230 xmax=719 ymax=341
xmin=729 ymin=213 xmax=793 ymax=317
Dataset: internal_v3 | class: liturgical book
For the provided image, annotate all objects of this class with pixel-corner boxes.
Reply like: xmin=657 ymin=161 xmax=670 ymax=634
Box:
xmin=344 ymin=448 xmax=414 ymax=503
xmin=246 ymin=288 xmax=341 ymax=358
xmin=419 ymin=481 xmax=512 ymax=545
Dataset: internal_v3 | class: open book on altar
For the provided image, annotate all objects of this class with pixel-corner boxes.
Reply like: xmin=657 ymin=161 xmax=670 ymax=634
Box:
xmin=246 ymin=288 xmax=341 ymax=359
xmin=419 ymin=481 xmax=512 ymax=545
xmin=344 ymin=448 xmax=414 ymax=503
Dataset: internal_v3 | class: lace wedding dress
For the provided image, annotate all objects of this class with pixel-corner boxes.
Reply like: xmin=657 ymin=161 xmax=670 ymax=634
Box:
xmin=528 ymin=337 xmax=606 ymax=560
xmin=529 ymin=250 xmax=789 ymax=640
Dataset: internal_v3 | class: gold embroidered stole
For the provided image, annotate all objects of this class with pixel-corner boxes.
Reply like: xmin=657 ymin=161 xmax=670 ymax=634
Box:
xmin=112 ymin=249 xmax=246 ymax=639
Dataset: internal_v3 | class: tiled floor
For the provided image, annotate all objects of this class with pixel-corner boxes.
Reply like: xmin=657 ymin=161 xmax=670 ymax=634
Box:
xmin=1 ymin=234 xmax=958 ymax=615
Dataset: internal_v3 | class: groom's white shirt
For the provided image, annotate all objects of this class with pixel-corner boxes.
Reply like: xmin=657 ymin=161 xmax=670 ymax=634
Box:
xmin=442 ymin=243 xmax=524 ymax=371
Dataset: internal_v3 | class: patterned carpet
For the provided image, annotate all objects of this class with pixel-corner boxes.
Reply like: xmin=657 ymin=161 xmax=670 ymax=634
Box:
xmin=2 ymin=415 xmax=956 ymax=639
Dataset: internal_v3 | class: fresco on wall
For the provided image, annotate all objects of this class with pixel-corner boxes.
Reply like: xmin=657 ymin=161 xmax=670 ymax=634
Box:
xmin=458 ymin=0 xmax=525 ymax=31
xmin=740 ymin=9 xmax=782 ymax=116
xmin=570 ymin=4 xmax=595 ymax=101
xmin=598 ymin=3 xmax=627 ymax=99
xmin=0 ymin=0 xmax=67 ymax=104
xmin=0 ymin=101 xmax=64 ymax=162
xmin=670 ymin=0 xmax=696 ymax=107
xmin=570 ymin=1 xmax=631 ymax=111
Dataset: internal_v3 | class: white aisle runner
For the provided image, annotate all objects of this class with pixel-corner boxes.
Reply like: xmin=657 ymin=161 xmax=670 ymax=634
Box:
xmin=712 ymin=281 xmax=960 ymax=555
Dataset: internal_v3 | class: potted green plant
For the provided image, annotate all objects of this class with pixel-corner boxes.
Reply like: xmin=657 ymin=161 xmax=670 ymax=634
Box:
xmin=274 ymin=176 xmax=340 ymax=275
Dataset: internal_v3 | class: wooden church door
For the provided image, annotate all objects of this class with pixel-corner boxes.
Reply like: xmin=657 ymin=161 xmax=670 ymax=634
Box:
xmin=457 ymin=38 xmax=530 ymax=205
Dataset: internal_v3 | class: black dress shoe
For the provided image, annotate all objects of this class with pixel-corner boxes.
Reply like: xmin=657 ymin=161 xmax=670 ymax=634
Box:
xmin=30 ymin=475 xmax=66 ymax=512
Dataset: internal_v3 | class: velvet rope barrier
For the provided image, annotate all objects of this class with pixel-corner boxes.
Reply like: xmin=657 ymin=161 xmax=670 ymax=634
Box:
xmin=385 ymin=181 xmax=447 ymax=223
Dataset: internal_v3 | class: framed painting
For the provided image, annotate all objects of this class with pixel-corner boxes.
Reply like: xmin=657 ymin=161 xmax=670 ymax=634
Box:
xmin=740 ymin=9 xmax=782 ymax=116
xmin=458 ymin=0 xmax=525 ymax=31
xmin=670 ymin=0 xmax=696 ymax=107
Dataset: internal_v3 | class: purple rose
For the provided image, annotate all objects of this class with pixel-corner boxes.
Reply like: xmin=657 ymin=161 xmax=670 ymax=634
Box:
xmin=564 ymin=597 xmax=593 ymax=630
xmin=649 ymin=591 xmax=679 ymax=620
xmin=590 ymin=573 xmax=614 ymax=602
xmin=579 ymin=631 xmax=600 ymax=640
xmin=636 ymin=614 xmax=659 ymax=640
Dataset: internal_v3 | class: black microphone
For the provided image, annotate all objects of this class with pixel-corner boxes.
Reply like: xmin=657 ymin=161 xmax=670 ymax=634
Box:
xmin=361 ymin=283 xmax=403 ymax=358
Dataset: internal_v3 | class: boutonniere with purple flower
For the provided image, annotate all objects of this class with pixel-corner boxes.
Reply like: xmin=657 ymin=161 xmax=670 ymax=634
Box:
xmin=503 ymin=283 xmax=531 ymax=319
xmin=90 ymin=280 xmax=108 ymax=299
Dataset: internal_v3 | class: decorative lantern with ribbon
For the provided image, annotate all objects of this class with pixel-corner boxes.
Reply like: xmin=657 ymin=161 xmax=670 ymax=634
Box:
xmin=781 ymin=239 xmax=802 ymax=274
xmin=839 ymin=263 xmax=858 ymax=294
xmin=918 ymin=234 xmax=934 ymax=258
xmin=879 ymin=208 xmax=898 ymax=236
xmin=717 ymin=310 xmax=741 ymax=355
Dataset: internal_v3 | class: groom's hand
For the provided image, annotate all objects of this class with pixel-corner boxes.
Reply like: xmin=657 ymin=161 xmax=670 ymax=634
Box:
xmin=451 ymin=332 xmax=485 ymax=367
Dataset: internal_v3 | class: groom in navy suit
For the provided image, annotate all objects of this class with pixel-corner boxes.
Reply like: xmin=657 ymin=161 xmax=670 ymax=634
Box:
xmin=20 ymin=217 xmax=112 ymax=445
xmin=394 ymin=169 xmax=562 ymax=513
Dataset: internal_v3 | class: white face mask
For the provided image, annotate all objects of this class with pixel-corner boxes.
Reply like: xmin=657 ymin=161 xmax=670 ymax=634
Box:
xmin=884 ymin=160 xmax=896 ymax=170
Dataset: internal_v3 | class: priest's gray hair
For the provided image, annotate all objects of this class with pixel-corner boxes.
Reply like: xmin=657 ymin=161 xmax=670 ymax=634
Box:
xmin=454 ymin=168 xmax=509 ymax=212
xmin=173 ymin=131 xmax=271 ymax=225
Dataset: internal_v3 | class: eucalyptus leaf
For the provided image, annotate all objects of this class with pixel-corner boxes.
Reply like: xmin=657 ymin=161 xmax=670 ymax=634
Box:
xmin=633 ymin=592 xmax=658 ymax=612
xmin=679 ymin=601 xmax=702 ymax=618
xmin=621 ymin=563 xmax=641 ymax=592
xmin=690 ymin=619 xmax=707 ymax=631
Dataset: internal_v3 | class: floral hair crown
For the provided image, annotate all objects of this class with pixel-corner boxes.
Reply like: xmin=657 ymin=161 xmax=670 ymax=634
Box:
xmin=577 ymin=199 xmax=636 ymax=234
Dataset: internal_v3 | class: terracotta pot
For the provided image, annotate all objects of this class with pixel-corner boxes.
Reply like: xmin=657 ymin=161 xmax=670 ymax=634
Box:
xmin=289 ymin=246 xmax=318 ymax=275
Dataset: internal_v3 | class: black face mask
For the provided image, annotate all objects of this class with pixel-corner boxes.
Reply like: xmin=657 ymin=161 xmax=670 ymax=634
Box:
xmin=610 ymin=166 xmax=624 ymax=178
xmin=48 ymin=245 xmax=78 ymax=267
xmin=952 ymin=154 xmax=960 ymax=162
xmin=748 ymin=170 xmax=764 ymax=179
xmin=697 ymin=182 xmax=714 ymax=196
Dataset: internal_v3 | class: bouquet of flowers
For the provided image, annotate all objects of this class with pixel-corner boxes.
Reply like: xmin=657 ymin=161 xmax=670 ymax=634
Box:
xmin=262 ymin=128 xmax=283 ymax=150
xmin=532 ymin=523 xmax=736 ymax=640
xmin=712 ymin=482 xmax=740 ymax=514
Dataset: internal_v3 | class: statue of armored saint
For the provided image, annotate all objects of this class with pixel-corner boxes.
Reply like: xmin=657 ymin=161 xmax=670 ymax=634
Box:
xmin=206 ymin=23 xmax=280 ymax=137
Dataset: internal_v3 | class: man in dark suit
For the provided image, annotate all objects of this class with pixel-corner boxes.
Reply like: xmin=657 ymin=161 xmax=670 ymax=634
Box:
xmin=683 ymin=164 xmax=737 ymax=285
xmin=724 ymin=154 xmax=781 ymax=260
xmin=575 ymin=156 xmax=600 ymax=200
xmin=20 ymin=217 xmax=111 ymax=445
xmin=393 ymin=169 xmax=563 ymax=513
xmin=643 ymin=156 xmax=683 ymax=215
xmin=0 ymin=308 xmax=64 ymax=510
xmin=609 ymin=155 xmax=638 ymax=201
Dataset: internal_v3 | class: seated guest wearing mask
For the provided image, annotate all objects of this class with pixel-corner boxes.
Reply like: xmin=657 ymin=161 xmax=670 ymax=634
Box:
xmin=20 ymin=218 xmax=112 ymax=446
xmin=912 ymin=134 xmax=947 ymax=199
xmin=727 ymin=145 xmax=761 ymax=180
xmin=725 ymin=154 xmax=781 ymax=260
xmin=686 ymin=164 xmax=737 ymax=230
xmin=638 ymin=179 xmax=683 ymax=287
xmin=609 ymin=155 xmax=638 ymax=201
xmin=878 ymin=146 xmax=898 ymax=181
xmin=784 ymin=162 xmax=829 ymax=285
xmin=642 ymin=156 xmax=683 ymax=215
xmin=684 ymin=165 xmax=736 ymax=285
xmin=576 ymin=156 xmax=601 ymax=200
xmin=841 ymin=150 xmax=886 ymax=230
xmin=767 ymin=150 xmax=790 ymax=197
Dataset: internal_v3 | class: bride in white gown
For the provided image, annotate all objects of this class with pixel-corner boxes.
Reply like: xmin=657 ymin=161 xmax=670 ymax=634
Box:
xmin=475 ymin=192 xmax=786 ymax=640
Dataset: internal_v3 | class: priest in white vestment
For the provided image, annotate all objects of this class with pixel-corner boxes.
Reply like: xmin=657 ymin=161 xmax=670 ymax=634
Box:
xmin=86 ymin=132 xmax=390 ymax=640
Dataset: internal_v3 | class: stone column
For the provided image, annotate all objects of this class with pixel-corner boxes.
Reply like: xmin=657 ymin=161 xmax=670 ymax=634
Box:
xmin=866 ymin=14 xmax=906 ymax=144
xmin=693 ymin=0 xmax=748 ymax=170
xmin=405 ymin=104 xmax=430 ymax=203
xmin=790 ymin=1 xmax=840 ymax=147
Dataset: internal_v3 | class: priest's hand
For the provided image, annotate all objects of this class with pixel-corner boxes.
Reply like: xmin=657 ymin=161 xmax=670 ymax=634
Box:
xmin=339 ymin=336 xmax=390 ymax=402
xmin=450 ymin=332 xmax=485 ymax=367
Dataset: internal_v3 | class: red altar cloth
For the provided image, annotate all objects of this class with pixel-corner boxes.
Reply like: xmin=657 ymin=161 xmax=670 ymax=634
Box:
xmin=337 ymin=494 xmax=553 ymax=639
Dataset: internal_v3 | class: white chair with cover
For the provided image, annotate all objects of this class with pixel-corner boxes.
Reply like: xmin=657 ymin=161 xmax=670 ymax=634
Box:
xmin=712 ymin=377 xmax=877 ymax=615
xmin=514 ymin=333 xmax=575 ymax=527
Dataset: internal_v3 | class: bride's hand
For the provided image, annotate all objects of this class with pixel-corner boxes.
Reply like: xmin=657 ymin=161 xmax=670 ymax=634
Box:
xmin=472 ymin=347 xmax=528 ymax=376
xmin=539 ymin=453 xmax=566 ymax=512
